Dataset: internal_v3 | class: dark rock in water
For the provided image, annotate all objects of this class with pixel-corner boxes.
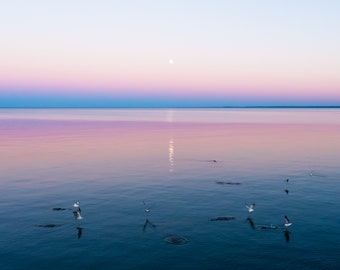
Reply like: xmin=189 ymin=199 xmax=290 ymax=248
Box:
xmin=210 ymin=216 xmax=236 ymax=221
xmin=36 ymin=224 xmax=62 ymax=228
xmin=256 ymin=224 xmax=277 ymax=230
xmin=215 ymin=181 xmax=241 ymax=185
xmin=164 ymin=235 xmax=188 ymax=245
xmin=203 ymin=159 xmax=218 ymax=163
xmin=52 ymin=207 xmax=69 ymax=211
xmin=215 ymin=181 xmax=225 ymax=185
xmin=226 ymin=182 xmax=241 ymax=185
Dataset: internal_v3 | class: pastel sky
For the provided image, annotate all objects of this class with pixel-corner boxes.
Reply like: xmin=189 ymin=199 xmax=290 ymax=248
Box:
xmin=1 ymin=0 xmax=340 ymax=107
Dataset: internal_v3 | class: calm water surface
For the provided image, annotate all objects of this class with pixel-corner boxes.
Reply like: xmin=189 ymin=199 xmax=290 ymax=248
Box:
xmin=1 ymin=109 xmax=340 ymax=270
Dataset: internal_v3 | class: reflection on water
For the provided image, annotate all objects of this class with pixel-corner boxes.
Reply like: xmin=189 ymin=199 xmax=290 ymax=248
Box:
xmin=76 ymin=227 xmax=83 ymax=239
xmin=284 ymin=230 xmax=291 ymax=243
xmin=1 ymin=109 xmax=340 ymax=269
xmin=246 ymin=217 xmax=255 ymax=230
xmin=168 ymin=138 xmax=174 ymax=172
xmin=142 ymin=219 xmax=157 ymax=233
xmin=164 ymin=235 xmax=189 ymax=245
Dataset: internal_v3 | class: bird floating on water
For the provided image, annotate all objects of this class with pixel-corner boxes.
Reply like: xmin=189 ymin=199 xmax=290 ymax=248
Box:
xmin=284 ymin=215 xmax=292 ymax=228
xmin=245 ymin=203 xmax=255 ymax=212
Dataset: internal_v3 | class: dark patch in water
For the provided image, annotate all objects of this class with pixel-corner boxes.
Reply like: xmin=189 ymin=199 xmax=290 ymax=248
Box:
xmin=164 ymin=235 xmax=188 ymax=245
xmin=36 ymin=224 xmax=62 ymax=228
xmin=210 ymin=216 xmax=236 ymax=221
xmin=215 ymin=181 xmax=241 ymax=185
xmin=246 ymin=217 xmax=255 ymax=229
xmin=52 ymin=207 xmax=70 ymax=211
xmin=256 ymin=224 xmax=278 ymax=230
xmin=284 ymin=230 xmax=291 ymax=243
xmin=143 ymin=219 xmax=156 ymax=232
xmin=76 ymin=227 xmax=83 ymax=239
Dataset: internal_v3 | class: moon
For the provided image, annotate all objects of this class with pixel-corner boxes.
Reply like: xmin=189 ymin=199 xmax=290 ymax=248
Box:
xmin=169 ymin=59 xmax=174 ymax=65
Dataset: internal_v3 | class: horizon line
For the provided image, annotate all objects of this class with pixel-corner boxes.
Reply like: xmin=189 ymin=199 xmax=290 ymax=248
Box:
xmin=1 ymin=105 xmax=340 ymax=109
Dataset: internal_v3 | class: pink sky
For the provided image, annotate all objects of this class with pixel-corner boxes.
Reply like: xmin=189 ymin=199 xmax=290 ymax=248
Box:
xmin=1 ymin=1 xmax=339 ymax=107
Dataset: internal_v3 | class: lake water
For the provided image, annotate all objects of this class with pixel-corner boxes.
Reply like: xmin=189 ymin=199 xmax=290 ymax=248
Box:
xmin=1 ymin=109 xmax=340 ymax=270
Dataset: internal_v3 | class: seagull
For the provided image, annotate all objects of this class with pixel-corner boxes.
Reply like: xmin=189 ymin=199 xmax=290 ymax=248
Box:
xmin=143 ymin=201 xmax=151 ymax=213
xmin=245 ymin=203 xmax=255 ymax=212
xmin=73 ymin=208 xmax=83 ymax=220
xmin=284 ymin=215 xmax=292 ymax=228
xmin=73 ymin=201 xmax=80 ymax=208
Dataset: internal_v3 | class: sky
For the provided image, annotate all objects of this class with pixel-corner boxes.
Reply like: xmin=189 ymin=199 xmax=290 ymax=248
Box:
xmin=0 ymin=0 xmax=340 ymax=107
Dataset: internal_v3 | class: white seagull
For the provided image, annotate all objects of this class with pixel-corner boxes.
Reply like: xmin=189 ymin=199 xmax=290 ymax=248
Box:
xmin=143 ymin=201 xmax=151 ymax=213
xmin=284 ymin=215 xmax=292 ymax=228
xmin=73 ymin=201 xmax=80 ymax=208
xmin=245 ymin=203 xmax=255 ymax=212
